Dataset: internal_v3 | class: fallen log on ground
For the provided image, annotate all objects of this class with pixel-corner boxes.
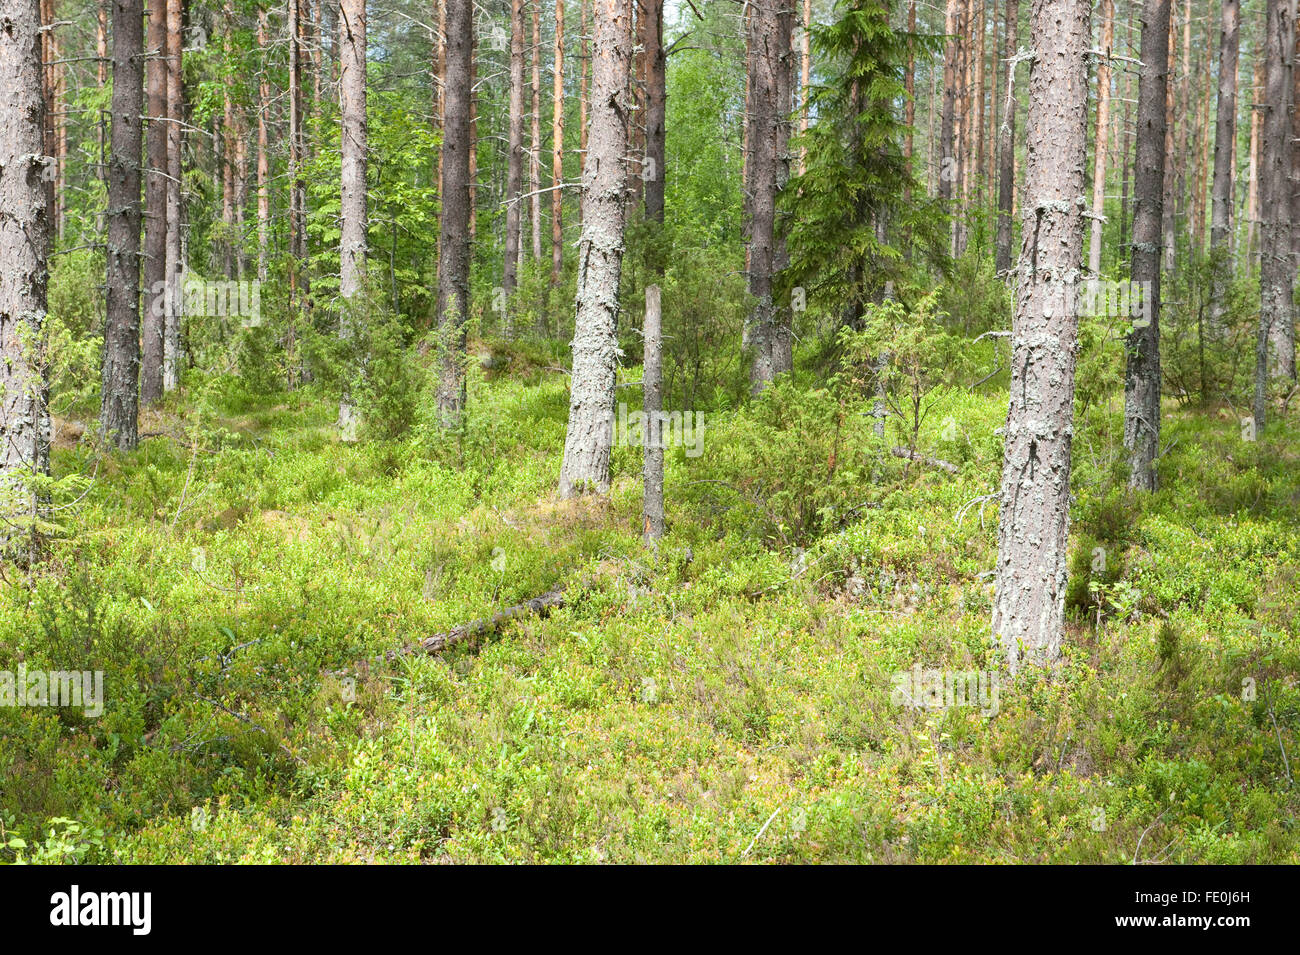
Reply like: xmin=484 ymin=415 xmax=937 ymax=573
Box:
xmin=404 ymin=587 xmax=568 ymax=656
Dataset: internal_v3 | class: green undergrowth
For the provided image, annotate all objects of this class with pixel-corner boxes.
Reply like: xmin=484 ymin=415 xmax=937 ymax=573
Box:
xmin=2 ymin=354 xmax=1297 ymax=864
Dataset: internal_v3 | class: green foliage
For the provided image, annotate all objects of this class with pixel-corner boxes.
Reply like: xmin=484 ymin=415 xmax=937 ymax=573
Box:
xmin=781 ymin=0 xmax=949 ymax=328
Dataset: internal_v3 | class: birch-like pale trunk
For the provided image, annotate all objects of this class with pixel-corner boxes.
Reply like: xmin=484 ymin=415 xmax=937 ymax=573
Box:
xmin=1125 ymin=0 xmax=1170 ymax=492
xmin=101 ymin=0 xmax=143 ymax=450
xmin=557 ymin=0 xmax=631 ymax=497
xmin=0 ymin=0 xmax=51 ymax=562
xmin=338 ymin=0 xmax=367 ymax=440
xmin=992 ymin=0 xmax=1092 ymax=669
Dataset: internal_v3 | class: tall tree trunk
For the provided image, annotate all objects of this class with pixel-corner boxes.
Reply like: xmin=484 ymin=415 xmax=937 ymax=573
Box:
xmin=578 ymin=0 xmax=588 ymax=192
xmin=142 ymin=0 xmax=168 ymax=404
xmin=1256 ymin=0 xmax=1297 ymax=429
xmin=289 ymin=0 xmax=311 ymax=387
xmin=102 ymin=0 xmax=144 ymax=450
xmin=551 ymin=0 xmax=565 ymax=286
xmin=994 ymin=0 xmax=1019 ymax=274
xmin=557 ymin=0 xmax=631 ymax=497
xmin=503 ymin=0 xmax=526 ymax=308
xmin=642 ymin=283 xmax=664 ymax=543
xmin=0 ymin=0 xmax=51 ymax=563
xmin=1126 ymin=0 xmax=1170 ymax=492
xmin=973 ymin=0 xmax=986 ymax=197
xmin=1245 ymin=51 xmax=1262 ymax=262
xmin=743 ymin=0 xmax=793 ymax=393
xmin=904 ymin=0 xmax=915 ymax=201
xmin=436 ymin=0 xmax=472 ymax=427
xmin=163 ymin=0 xmax=182 ymax=392
xmin=1160 ymin=2 xmax=1175 ymax=269
xmin=257 ymin=9 xmax=270 ymax=283
xmin=338 ymin=0 xmax=367 ymax=439
xmin=1088 ymin=0 xmax=1114 ymax=275
xmin=940 ymin=0 xmax=960 ymax=201
xmin=643 ymin=0 xmax=665 ymax=228
xmin=530 ymin=0 xmax=542 ymax=261
xmin=800 ymin=0 xmax=811 ymax=174
xmin=1209 ymin=0 xmax=1239 ymax=330
xmin=991 ymin=0 xmax=1092 ymax=669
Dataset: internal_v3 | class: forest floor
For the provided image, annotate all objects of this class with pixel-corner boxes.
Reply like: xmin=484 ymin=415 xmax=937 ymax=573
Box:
xmin=3 ymin=343 xmax=1299 ymax=863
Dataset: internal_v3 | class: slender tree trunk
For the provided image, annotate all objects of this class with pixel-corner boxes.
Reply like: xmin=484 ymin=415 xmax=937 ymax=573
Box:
xmin=530 ymin=0 xmax=542 ymax=261
xmin=1126 ymin=0 xmax=1170 ymax=492
xmin=1256 ymin=0 xmax=1297 ymax=429
xmin=142 ymin=1 xmax=168 ymax=404
xmin=994 ymin=0 xmax=1019 ymax=274
xmin=940 ymin=0 xmax=960 ymax=201
xmin=1088 ymin=0 xmax=1114 ymax=275
xmin=289 ymin=0 xmax=311 ymax=388
xmin=504 ymin=0 xmax=526 ymax=308
xmin=338 ymin=0 xmax=367 ymax=439
xmin=557 ymin=0 xmax=631 ymax=497
xmin=257 ymin=10 xmax=270 ymax=283
xmin=643 ymin=283 xmax=664 ymax=543
xmin=973 ymin=0 xmax=986 ymax=197
xmin=643 ymin=0 xmax=665 ymax=228
xmin=102 ymin=0 xmax=144 ymax=450
xmin=1291 ymin=9 xmax=1300 ymax=273
xmin=904 ymin=0 xmax=915 ymax=201
xmin=578 ymin=0 xmax=588 ymax=192
xmin=163 ymin=0 xmax=182 ymax=391
xmin=1164 ymin=2 xmax=1185 ymax=268
xmin=1209 ymin=0 xmax=1239 ymax=331
xmin=1246 ymin=51 xmax=1262 ymax=262
xmin=0 ymin=0 xmax=51 ymax=562
xmin=800 ymin=0 xmax=811 ymax=174
xmin=551 ymin=0 xmax=565 ymax=287
xmin=436 ymin=0 xmax=472 ymax=427
xmin=991 ymin=0 xmax=1092 ymax=669
xmin=743 ymin=0 xmax=793 ymax=393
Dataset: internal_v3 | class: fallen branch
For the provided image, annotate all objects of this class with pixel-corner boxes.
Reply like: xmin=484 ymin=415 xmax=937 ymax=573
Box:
xmin=407 ymin=587 xmax=567 ymax=656
xmin=891 ymin=447 xmax=959 ymax=474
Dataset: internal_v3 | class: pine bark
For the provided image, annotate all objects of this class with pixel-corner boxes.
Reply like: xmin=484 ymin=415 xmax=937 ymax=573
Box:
xmin=436 ymin=0 xmax=473 ymax=427
xmin=992 ymin=0 xmax=1092 ymax=669
xmin=1209 ymin=0 xmax=1239 ymax=328
xmin=994 ymin=0 xmax=1019 ymax=274
xmin=102 ymin=0 xmax=144 ymax=450
xmin=163 ymin=0 xmax=182 ymax=391
xmin=0 ymin=0 xmax=51 ymax=561
xmin=643 ymin=0 xmax=665 ymax=228
xmin=142 ymin=1 xmax=168 ymax=404
xmin=551 ymin=0 xmax=565 ymax=285
xmin=643 ymin=283 xmax=664 ymax=543
xmin=557 ymin=0 xmax=631 ymax=497
xmin=1255 ymin=0 xmax=1297 ymax=429
xmin=504 ymin=0 xmax=526 ymax=305
xmin=1126 ymin=0 xmax=1170 ymax=492
xmin=1088 ymin=0 xmax=1114 ymax=275
xmin=530 ymin=1 xmax=543 ymax=261
xmin=743 ymin=0 xmax=793 ymax=393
